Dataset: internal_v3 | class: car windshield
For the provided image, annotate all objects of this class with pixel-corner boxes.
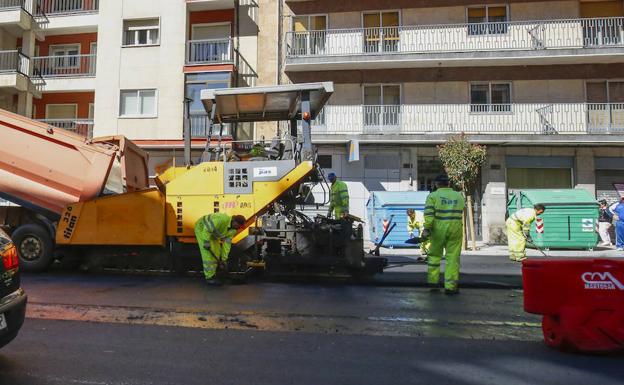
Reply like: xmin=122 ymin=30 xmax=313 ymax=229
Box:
xmin=0 ymin=228 xmax=10 ymax=247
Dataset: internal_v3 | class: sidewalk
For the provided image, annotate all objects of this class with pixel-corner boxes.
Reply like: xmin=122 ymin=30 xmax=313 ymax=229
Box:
xmin=373 ymin=242 xmax=623 ymax=288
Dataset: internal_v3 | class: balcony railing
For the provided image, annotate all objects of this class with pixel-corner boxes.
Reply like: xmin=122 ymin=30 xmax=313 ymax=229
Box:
xmin=188 ymin=114 xmax=230 ymax=138
xmin=0 ymin=50 xmax=29 ymax=75
xmin=35 ymin=0 xmax=98 ymax=15
xmin=286 ymin=17 xmax=624 ymax=58
xmin=186 ymin=39 xmax=233 ymax=65
xmin=32 ymin=54 xmax=96 ymax=77
xmin=310 ymin=103 xmax=624 ymax=135
xmin=38 ymin=118 xmax=94 ymax=138
xmin=0 ymin=0 xmax=26 ymax=11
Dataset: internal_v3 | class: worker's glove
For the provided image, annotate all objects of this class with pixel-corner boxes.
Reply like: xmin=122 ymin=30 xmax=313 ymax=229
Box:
xmin=203 ymin=241 xmax=211 ymax=250
xmin=420 ymin=229 xmax=431 ymax=240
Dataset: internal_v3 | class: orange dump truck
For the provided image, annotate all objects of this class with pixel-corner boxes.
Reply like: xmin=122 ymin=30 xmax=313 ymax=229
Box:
xmin=0 ymin=110 xmax=149 ymax=270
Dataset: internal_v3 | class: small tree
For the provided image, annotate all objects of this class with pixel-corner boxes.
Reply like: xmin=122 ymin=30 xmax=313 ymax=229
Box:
xmin=438 ymin=134 xmax=487 ymax=251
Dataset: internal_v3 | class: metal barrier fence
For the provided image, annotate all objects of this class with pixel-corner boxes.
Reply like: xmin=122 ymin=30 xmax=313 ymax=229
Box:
xmin=310 ymin=103 xmax=624 ymax=135
xmin=33 ymin=54 xmax=96 ymax=77
xmin=38 ymin=119 xmax=94 ymax=138
xmin=287 ymin=17 xmax=624 ymax=57
xmin=187 ymin=39 xmax=233 ymax=64
xmin=35 ymin=0 xmax=98 ymax=15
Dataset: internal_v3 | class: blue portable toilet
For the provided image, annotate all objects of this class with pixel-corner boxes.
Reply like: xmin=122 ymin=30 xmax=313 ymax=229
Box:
xmin=366 ymin=191 xmax=430 ymax=248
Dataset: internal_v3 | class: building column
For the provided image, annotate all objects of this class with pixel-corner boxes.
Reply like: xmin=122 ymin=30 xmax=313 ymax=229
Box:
xmin=17 ymin=92 xmax=33 ymax=117
xmin=575 ymin=148 xmax=596 ymax=195
xmin=481 ymin=146 xmax=507 ymax=244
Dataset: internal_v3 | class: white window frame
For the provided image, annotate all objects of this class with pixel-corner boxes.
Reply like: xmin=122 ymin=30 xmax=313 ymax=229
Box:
xmin=362 ymin=83 xmax=402 ymax=106
xmin=45 ymin=103 xmax=78 ymax=120
xmin=119 ymin=89 xmax=158 ymax=118
xmin=291 ymin=14 xmax=328 ymax=32
xmin=122 ymin=18 xmax=161 ymax=47
xmin=466 ymin=4 xmax=510 ymax=23
xmin=466 ymin=4 xmax=510 ymax=36
xmin=49 ymin=44 xmax=81 ymax=69
xmin=88 ymin=103 xmax=95 ymax=120
xmin=360 ymin=10 xmax=402 ymax=29
xmin=469 ymin=81 xmax=513 ymax=113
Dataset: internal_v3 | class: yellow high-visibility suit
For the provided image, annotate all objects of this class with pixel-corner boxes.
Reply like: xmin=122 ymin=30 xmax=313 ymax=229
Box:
xmin=194 ymin=213 xmax=238 ymax=280
xmin=328 ymin=179 xmax=349 ymax=218
xmin=506 ymin=208 xmax=538 ymax=261
xmin=424 ymin=188 xmax=465 ymax=291
xmin=407 ymin=212 xmax=429 ymax=255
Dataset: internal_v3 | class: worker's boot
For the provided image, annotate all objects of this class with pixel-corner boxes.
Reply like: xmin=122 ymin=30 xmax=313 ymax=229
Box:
xmin=205 ymin=276 xmax=223 ymax=287
xmin=444 ymin=288 xmax=459 ymax=295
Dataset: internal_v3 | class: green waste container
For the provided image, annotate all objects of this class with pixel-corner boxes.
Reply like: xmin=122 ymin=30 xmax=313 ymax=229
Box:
xmin=507 ymin=189 xmax=599 ymax=250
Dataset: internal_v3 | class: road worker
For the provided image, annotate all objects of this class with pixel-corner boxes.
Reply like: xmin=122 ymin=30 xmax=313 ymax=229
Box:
xmin=610 ymin=196 xmax=624 ymax=251
xmin=327 ymin=172 xmax=349 ymax=219
xmin=506 ymin=204 xmax=546 ymax=262
xmin=406 ymin=208 xmax=429 ymax=257
xmin=421 ymin=174 xmax=465 ymax=295
xmin=195 ymin=213 xmax=246 ymax=286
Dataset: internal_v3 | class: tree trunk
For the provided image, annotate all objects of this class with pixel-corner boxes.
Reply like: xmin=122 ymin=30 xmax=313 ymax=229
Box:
xmin=467 ymin=195 xmax=477 ymax=251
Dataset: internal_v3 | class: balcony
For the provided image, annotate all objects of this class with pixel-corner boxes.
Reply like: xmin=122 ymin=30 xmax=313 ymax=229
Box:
xmin=32 ymin=53 xmax=96 ymax=90
xmin=186 ymin=38 xmax=233 ymax=65
xmin=35 ymin=0 xmax=99 ymax=34
xmin=0 ymin=0 xmax=38 ymax=33
xmin=35 ymin=0 xmax=98 ymax=15
xmin=285 ymin=17 xmax=624 ymax=71
xmin=310 ymin=103 xmax=624 ymax=139
xmin=37 ymin=118 xmax=93 ymax=138
xmin=0 ymin=50 xmax=33 ymax=92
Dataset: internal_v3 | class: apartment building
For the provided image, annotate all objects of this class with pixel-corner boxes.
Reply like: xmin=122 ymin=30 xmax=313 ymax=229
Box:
xmin=1 ymin=0 xmax=263 ymax=182
xmin=280 ymin=0 xmax=624 ymax=242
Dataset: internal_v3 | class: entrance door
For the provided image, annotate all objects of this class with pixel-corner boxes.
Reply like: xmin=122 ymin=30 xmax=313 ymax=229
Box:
xmin=363 ymin=84 xmax=400 ymax=131
xmin=292 ymin=15 xmax=327 ymax=55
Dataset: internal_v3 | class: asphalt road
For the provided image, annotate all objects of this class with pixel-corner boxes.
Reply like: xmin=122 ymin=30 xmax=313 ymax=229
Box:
xmin=1 ymin=270 xmax=621 ymax=385
xmin=1 ymin=318 xmax=622 ymax=385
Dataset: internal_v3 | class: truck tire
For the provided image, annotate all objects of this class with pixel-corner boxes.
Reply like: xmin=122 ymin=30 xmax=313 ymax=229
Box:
xmin=12 ymin=224 xmax=54 ymax=272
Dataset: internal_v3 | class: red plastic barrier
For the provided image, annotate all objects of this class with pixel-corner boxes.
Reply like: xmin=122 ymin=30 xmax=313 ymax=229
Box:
xmin=523 ymin=258 xmax=624 ymax=353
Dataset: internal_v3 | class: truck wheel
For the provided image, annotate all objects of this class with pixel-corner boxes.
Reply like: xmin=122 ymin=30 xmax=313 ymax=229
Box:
xmin=12 ymin=224 xmax=54 ymax=272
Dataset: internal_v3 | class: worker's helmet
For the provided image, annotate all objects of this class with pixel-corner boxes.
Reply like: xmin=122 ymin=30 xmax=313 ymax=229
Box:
xmin=434 ymin=174 xmax=450 ymax=184
xmin=231 ymin=215 xmax=246 ymax=228
xmin=327 ymin=172 xmax=337 ymax=182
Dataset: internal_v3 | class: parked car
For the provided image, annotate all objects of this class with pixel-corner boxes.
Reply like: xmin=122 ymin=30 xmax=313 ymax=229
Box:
xmin=0 ymin=228 xmax=26 ymax=348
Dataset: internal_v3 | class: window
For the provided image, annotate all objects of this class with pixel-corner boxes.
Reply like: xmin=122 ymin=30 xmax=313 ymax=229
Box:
xmin=188 ymin=24 xmax=232 ymax=63
xmin=123 ymin=19 xmax=160 ymax=47
xmin=120 ymin=89 xmax=157 ymax=117
xmin=317 ymin=155 xmax=332 ymax=169
xmin=46 ymin=104 xmax=77 ymax=119
xmin=185 ymin=72 xmax=231 ymax=136
xmin=586 ymin=81 xmax=624 ymax=130
xmin=362 ymin=11 xmax=400 ymax=52
xmin=50 ymin=44 xmax=80 ymax=68
xmin=363 ymin=84 xmax=401 ymax=127
xmin=292 ymin=15 xmax=327 ymax=55
xmin=467 ymin=5 xmax=508 ymax=35
xmin=470 ymin=82 xmax=511 ymax=113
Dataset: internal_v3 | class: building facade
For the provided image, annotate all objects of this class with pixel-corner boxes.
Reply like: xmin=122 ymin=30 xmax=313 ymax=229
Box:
xmin=280 ymin=0 xmax=624 ymax=243
xmin=1 ymin=0 xmax=267 ymax=184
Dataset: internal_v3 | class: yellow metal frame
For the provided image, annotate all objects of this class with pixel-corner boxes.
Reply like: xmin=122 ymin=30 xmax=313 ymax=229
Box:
xmin=159 ymin=160 xmax=315 ymax=244
xmin=56 ymin=188 xmax=166 ymax=246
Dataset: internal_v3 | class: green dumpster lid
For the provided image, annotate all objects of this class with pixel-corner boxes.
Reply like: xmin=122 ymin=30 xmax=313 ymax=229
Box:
xmin=518 ymin=189 xmax=598 ymax=205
